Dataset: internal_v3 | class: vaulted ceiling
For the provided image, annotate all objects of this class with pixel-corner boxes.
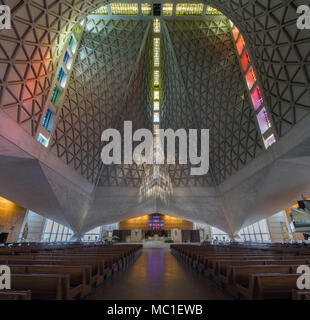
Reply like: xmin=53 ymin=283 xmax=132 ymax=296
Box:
xmin=50 ymin=14 xmax=263 ymax=187
xmin=1 ymin=0 xmax=309 ymax=188
xmin=161 ymin=19 xmax=263 ymax=186
xmin=50 ymin=18 xmax=153 ymax=184
xmin=0 ymin=1 xmax=310 ymax=234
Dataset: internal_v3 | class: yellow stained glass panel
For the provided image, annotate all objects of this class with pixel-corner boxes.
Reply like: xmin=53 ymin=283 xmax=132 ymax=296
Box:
xmin=154 ymin=38 xmax=160 ymax=67
xmin=154 ymin=70 xmax=160 ymax=86
xmin=176 ymin=3 xmax=204 ymax=16
xmin=163 ymin=3 xmax=173 ymax=16
xmin=110 ymin=3 xmax=138 ymax=15
xmin=206 ymin=6 xmax=222 ymax=15
xmin=93 ymin=6 xmax=108 ymax=15
xmin=154 ymin=18 xmax=160 ymax=33
xmin=141 ymin=3 xmax=151 ymax=15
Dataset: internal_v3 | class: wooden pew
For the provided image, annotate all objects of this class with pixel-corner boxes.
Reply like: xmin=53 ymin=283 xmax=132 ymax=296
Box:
xmin=10 ymin=274 xmax=74 ymax=300
xmin=9 ymin=265 xmax=91 ymax=298
xmin=215 ymin=259 xmax=310 ymax=285
xmin=171 ymin=244 xmax=310 ymax=300
xmin=31 ymin=254 xmax=118 ymax=274
xmin=227 ymin=265 xmax=297 ymax=296
xmin=0 ymin=244 xmax=142 ymax=300
xmin=237 ymin=273 xmax=299 ymax=300
xmin=0 ymin=258 xmax=104 ymax=287
xmin=35 ymin=255 xmax=115 ymax=280
xmin=207 ymin=255 xmax=310 ymax=275
xmin=0 ymin=255 xmax=113 ymax=282
xmin=206 ymin=256 xmax=310 ymax=279
xmin=0 ymin=290 xmax=31 ymax=300
xmin=292 ymin=290 xmax=310 ymax=300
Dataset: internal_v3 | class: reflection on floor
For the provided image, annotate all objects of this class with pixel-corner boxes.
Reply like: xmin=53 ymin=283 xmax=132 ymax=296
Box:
xmin=87 ymin=248 xmax=232 ymax=300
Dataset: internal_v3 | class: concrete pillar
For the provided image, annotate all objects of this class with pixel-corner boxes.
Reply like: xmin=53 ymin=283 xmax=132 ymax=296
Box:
xmin=19 ymin=210 xmax=46 ymax=242
xmin=171 ymin=228 xmax=182 ymax=242
xmin=266 ymin=211 xmax=293 ymax=242
xmin=131 ymin=229 xmax=142 ymax=242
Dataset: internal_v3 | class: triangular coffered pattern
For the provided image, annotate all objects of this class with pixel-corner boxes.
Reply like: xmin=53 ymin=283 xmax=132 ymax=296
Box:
xmin=1 ymin=0 xmax=309 ymax=187
xmin=209 ymin=0 xmax=310 ymax=137
xmin=0 ymin=0 xmax=104 ymax=136
xmin=97 ymin=21 xmax=153 ymax=187
xmin=51 ymin=18 xmax=151 ymax=183
xmin=163 ymin=18 xmax=263 ymax=185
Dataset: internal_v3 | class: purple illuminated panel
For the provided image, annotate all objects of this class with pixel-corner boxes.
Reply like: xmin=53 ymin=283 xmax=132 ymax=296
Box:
xmin=251 ymin=86 xmax=263 ymax=111
xmin=148 ymin=215 xmax=164 ymax=230
xmin=256 ymin=107 xmax=271 ymax=134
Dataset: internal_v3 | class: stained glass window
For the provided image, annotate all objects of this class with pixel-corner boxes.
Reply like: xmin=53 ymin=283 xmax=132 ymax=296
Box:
xmin=51 ymin=85 xmax=62 ymax=108
xmin=154 ymin=38 xmax=160 ymax=67
xmin=232 ymin=25 xmax=239 ymax=41
xmin=110 ymin=3 xmax=138 ymax=15
xmin=206 ymin=6 xmax=222 ymax=15
xmin=176 ymin=3 xmax=204 ymax=16
xmin=154 ymin=90 xmax=159 ymax=100
xmin=240 ymin=50 xmax=250 ymax=72
xmin=42 ymin=108 xmax=56 ymax=132
xmin=245 ymin=67 xmax=256 ymax=90
xmin=148 ymin=214 xmax=164 ymax=229
xmin=263 ymin=134 xmax=276 ymax=149
xmin=153 ymin=18 xmax=160 ymax=33
xmin=57 ymin=66 xmax=68 ymax=88
xmin=231 ymin=23 xmax=276 ymax=149
xmin=94 ymin=6 xmax=108 ymax=15
xmin=141 ymin=3 xmax=152 ymax=15
xmin=154 ymin=124 xmax=160 ymax=136
xmin=256 ymin=107 xmax=271 ymax=134
xmin=251 ymin=86 xmax=263 ymax=111
xmin=162 ymin=3 xmax=173 ymax=16
xmin=236 ymin=34 xmax=245 ymax=55
xmin=154 ymin=101 xmax=160 ymax=111
xmin=153 ymin=112 xmax=160 ymax=123
xmin=37 ymin=133 xmax=49 ymax=148
xmin=68 ymin=35 xmax=77 ymax=54
xmin=63 ymin=50 xmax=73 ymax=69
xmin=73 ymin=25 xmax=83 ymax=39
xmin=154 ymin=70 xmax=160 ymax=86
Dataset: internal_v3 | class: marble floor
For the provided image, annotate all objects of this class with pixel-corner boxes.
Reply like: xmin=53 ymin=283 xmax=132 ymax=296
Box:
xmin=86 ymin=248 xmax=232 ymax=300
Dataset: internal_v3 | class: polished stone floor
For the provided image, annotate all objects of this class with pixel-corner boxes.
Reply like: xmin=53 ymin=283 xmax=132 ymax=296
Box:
xmin=87 ymin=248 xmax=232 ymax=300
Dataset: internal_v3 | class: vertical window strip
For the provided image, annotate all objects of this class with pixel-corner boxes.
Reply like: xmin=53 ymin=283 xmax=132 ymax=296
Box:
xmin=238 ymin=220 xmax=271 ymax=243
xmin=42 ymin=219 xmax=73 ymax=242
xmin=231 ymin=24 xmax=276 ymax=150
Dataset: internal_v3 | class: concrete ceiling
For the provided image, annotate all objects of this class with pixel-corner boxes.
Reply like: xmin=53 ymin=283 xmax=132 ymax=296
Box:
xmin=0 ymin=1 xmax=309 ymax=236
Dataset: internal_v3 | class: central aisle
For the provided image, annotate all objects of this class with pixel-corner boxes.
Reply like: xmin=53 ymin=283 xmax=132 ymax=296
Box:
xmin=87 ymin=248 xmax=232 ymax=300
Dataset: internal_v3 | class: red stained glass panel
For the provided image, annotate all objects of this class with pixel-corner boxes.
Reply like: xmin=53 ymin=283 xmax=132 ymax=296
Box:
xmin=236 ymin=34 xmax=245 ymax=55
xmin=251 ymin=86 xmax=263 ymax=111
xmin=232 ymin=25 xmax=239 ymax=41
xmin=245 ymin=67 xmax=257 ymax=90
xmin=240 ymin=50 xmax=250 ymax=72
